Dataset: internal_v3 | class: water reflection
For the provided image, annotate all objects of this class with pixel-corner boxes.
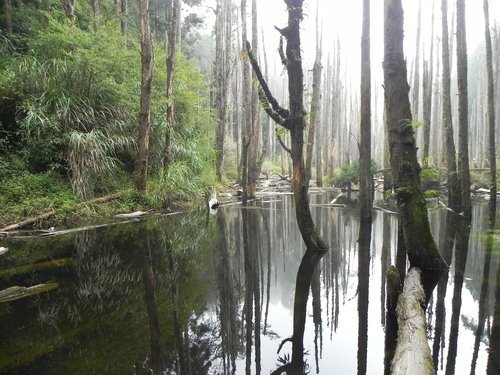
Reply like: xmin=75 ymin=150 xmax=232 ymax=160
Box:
xmin=0 ymin=194 xmax=498 ymax=374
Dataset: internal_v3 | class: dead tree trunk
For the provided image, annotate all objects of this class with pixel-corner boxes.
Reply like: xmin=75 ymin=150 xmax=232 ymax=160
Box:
xmin=383 ymin=0 xmax=447 ymax=275
xmin=456 ymin=0 xmax=472 ymax=219
xmin=246 ymin=0 xmax=328 ymax=252
xmin=411 ymin=1 xmax=422 ymax=121
xmin=214 ymin=0 xmax=232 ymax=180
xmin=483 ymin=0 xmax=497 ymax=210
xmin=441 ymin=0 xmax=461 ymax=212
xmin=422 ymin=1 xmax=435 ymax=165
xmin=305 ymin=4 xmax=322 ymax=190
xmin=391 ymin=268 xmax=434 ymax=375
xmin=136 ymin=0 xmax=153 ymax=194
xmin=246 ymin=0 xmax=259 ymax=198
xmin=120 ymin=0 xmax=128 ymax=44
xmin=359 ymin=0 xmax=372 ymax=221
xmin=60 ymin=0 xmax=76 ymax=22
xmin=164 ymin=0 xmax=181 ymax=167
xmin=91 ymin=0 xmax=99 ymax=30
xmin=240 ymin=0 xmax=251 ymax=201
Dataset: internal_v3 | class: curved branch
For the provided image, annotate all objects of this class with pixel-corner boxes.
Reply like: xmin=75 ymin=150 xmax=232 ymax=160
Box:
xmin=278 ymin=36 xmax=287 ymax=66
xmin=246 ymin=41 xmax=289 ymax=121
xmin=276 ymin=129 xmax=292 ymax=155
xmin=259 ymin=90 xmax=286 ymax=127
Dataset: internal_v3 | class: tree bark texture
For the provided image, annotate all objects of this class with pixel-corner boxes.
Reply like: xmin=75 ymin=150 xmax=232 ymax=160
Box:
xmin=359 ymin=0 xmax=372 ymax=221
xmin=391 ymin=267 xmax=434 ymax=375
xmin=246 ymin=0 xmax=259 ymax=198
xmin=120 ymin=0 xmax=128 ymax=43
xmin=136 ymin=0 xmax=153 ymax=194
xmin=422 ymin=2 xmax=434 ymax=165
xmin=441 ymin=0 xmax=461 ymax=212
xmin=483 ymin=0 xmax=497 ymax=209
xmin=240 ymin=0 xmax=251 ymax=201
xmin=214 ymin=0 xmax=232 ymax=180
xmin=60 ymin=0 xmax=76 ymax=22
xmin=164 ymin=0 xmax=180 ymax=167
xmin=383 ymin=0 xmax=447 ymax=272
xmin=305 ymin=14 xmax=322 ymax=190
xmin=456 ymin=0 xmax=472 ymax=219
xmin=92 ymin=0 xmax=99 ymax=30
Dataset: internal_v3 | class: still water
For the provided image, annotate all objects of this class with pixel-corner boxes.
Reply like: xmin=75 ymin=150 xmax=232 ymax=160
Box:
xmin=0 ymin=192 xmax=498 ymax=374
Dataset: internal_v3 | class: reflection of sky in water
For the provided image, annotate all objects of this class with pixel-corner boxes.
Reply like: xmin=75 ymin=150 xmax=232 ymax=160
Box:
xmin=214 ymin=195 xmax=497 ymax=374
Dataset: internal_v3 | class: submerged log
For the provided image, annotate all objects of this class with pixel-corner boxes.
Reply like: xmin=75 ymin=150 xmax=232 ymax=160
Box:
xmin=0 ymin=282 xmax=59 ymax=303
xmin=0 ymin=258 xmax=72 ymax=279
xmin=391 ymin=267 xmax=434 ymax=375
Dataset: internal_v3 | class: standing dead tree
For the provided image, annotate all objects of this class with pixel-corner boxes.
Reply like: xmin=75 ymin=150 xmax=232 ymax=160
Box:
xmin=483 ymin=0 xmax=497 ymax=210
xmin=246 ymin=1 xmax=329 ymax=372
xmin=245 ymin=1 xmax=327 ymax=252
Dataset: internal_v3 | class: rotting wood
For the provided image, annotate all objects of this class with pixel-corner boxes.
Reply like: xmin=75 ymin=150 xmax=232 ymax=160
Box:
xmin=391 ymin=267 xmax=434 ymax=375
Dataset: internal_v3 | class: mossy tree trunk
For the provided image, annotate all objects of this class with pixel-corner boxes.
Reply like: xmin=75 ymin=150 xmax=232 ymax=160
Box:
xmin=383 ymin=0 xmax=447 ymax=275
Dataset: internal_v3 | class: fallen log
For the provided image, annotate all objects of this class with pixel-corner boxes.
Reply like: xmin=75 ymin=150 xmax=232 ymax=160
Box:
xmin=1 ymin=210 xmax=56 ymax=232
xmin=114 ymin=210 xmax=151 ymax=219
xmin=0 ymin=282 xmax=59 ymax=303
xmin=391 ymin=267 xmax=434 ymax=375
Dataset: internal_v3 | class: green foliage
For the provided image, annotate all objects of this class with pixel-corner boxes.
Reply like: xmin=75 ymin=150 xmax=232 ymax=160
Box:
xmin=420 ymin=165 xmax=440 ymax=189
xmin=331 ymin=160 xmax=378 ymax=188
xmin=0 ymin=172 xmax=77 ymax=221
xmin=423 ymin=189 xmax=440 ymax=199
xmin=1 ymin=16 xmax=138 ymax=199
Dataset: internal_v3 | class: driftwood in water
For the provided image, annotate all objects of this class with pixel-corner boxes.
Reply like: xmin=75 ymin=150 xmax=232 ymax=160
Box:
xmin=114 ymin=210 xmax=151 ymax=219
xmin=0 ymin=282 xmax=59 ymax=303
xmin=391 ymin=267 xmax=434 ymax=375
xmin=1 ymin=210 xmax=56 ymax=232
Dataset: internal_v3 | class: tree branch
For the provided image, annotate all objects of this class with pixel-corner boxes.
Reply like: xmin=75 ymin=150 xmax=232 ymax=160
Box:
xmin=259 ymin=90 xmax=286 ymax=127
xmin=276 ymin=128 xmax=292 ymax=155
xmin=246 ymin=41 xmax=289 ymax=120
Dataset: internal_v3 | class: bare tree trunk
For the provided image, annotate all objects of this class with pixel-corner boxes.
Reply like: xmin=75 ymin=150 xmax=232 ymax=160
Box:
xmin=246 ymin=0 xmax=259 ymax=198
xmin=214 ymin=0 xmax=232 ymax=180
xmin=411 ymin=1 xmax=422 ymax=121
xmin=60 ymin=0 xmax=76 ymax=22
xmin=456 ymin=0 xmax=471 ymax=219
xmin=441 ymin=0 xmax=461 ymax=212
xmin=422 ymin=1 xmax=435 ymax=165
xmin=120 ymin=0 xmax=128 ymax=45
xmin=136 ymin=0 xmax=153 ymax=194
xmin=240 ymin=0 xmax=251 ymax=201
xmin=91 ymin=0 xmax=99 ymax=30
xmin=246 ymin=0 xmax=328 ymax=244
xmin=359 ymin=0 xmax=372 ymax=221
xmin=383 ymin=0 xmax=447 ymax=277
xmin=484 ymin=0 xmax=497 ymax=210
xmin=305 ymin=3 xmax=322 ymax=190
xmin=4 ymin=0 xmax=12 ymax=34
xmin=164 ymin=0 xmax=181 ymax=167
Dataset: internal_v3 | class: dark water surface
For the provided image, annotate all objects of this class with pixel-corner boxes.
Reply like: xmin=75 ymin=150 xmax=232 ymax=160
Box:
xmin=0 ymin=192 xmax=498 ymax=374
